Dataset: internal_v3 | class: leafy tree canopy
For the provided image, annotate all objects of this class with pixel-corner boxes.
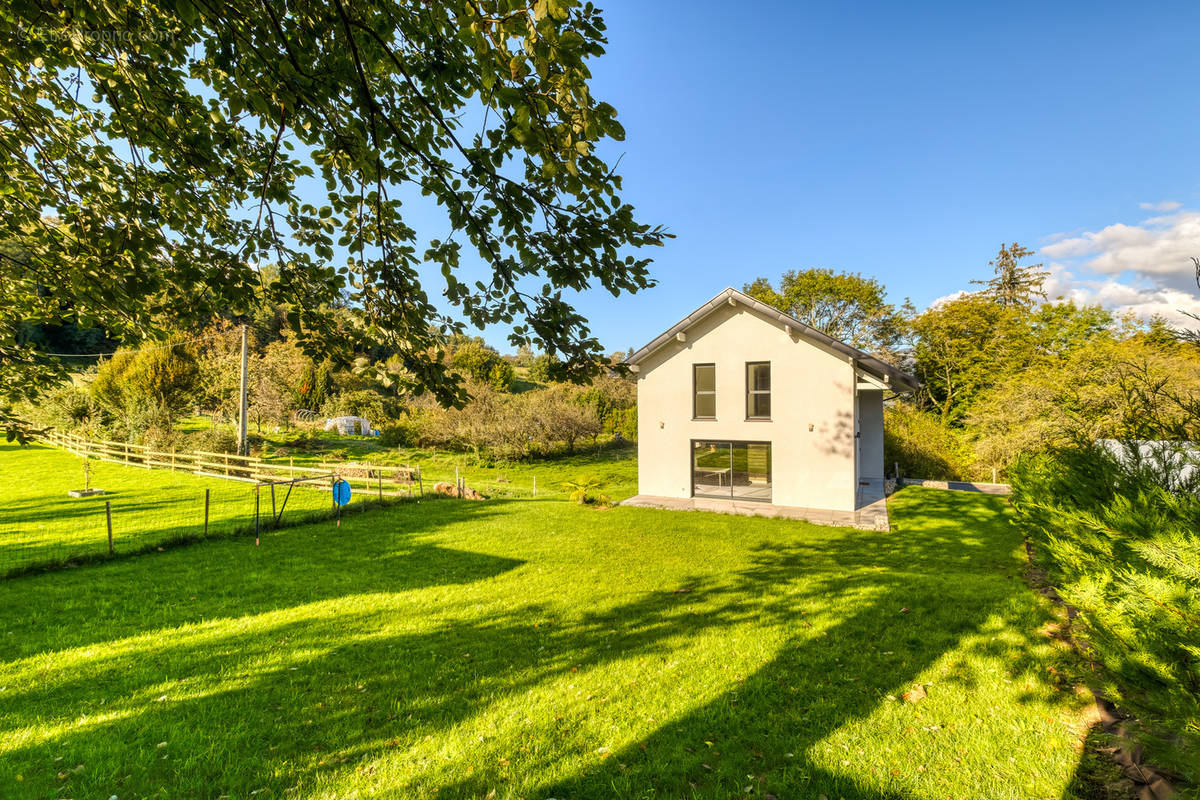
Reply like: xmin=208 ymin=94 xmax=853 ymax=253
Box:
xmin=90 ymin=336 xmax=200 ymax=423
xmin=910 ymin=293 xmax=1033 ymax=424
xmin=0 ymin=0 xmax=667 ymax=434
xmin=743 ymin=269 xmax=905 ymax=356
xmin=449 ymin=337 xmax=513 ymax=390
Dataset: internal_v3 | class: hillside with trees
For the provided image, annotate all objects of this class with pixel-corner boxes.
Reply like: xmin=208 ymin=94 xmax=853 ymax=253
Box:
xmin=750 ymin=244 xmax=1200 ymax=483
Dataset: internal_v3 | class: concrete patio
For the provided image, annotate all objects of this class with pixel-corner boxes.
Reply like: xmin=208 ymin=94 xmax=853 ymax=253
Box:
xmin=620 ymin=478 xmax=890 ymax=531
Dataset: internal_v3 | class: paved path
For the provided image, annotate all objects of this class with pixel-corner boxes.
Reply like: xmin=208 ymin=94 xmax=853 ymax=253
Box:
xmin=620 ymin=484 xmax=889 ymax=532
xmin=898 ymin=478 xmax=1011 ymax=495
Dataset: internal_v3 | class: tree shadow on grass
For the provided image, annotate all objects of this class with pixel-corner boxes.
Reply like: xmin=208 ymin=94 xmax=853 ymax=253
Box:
xmin=452 ymin=491 xmax=1053 ymax=799
xmin=0 ymin=489 xmax=1085 ymax=798
xmin=0 ymin=499 xmax=523 ymax=658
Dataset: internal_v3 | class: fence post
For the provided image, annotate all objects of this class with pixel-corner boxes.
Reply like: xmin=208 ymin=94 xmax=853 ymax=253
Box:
xmin=533 ymin=475 xmax=537 ymax=498
xmin=204 ymin=489 xmax=210 ymax=537
xmin=105 ymin=501 xmax=113 ymax=555
xmin=254 ymin=484 xmax=261 ymax=546
xmin=417 ymin=465 xmax=423 ymax=498
xmin=378 ymin=472 xmax=383 ymax=503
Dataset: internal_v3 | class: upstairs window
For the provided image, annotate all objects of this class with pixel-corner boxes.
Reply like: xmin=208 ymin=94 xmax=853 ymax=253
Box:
xmin=746 ymin=362 xmax=771 ymax=419
xmin=693 ymin=364 xmax=716 ymax=419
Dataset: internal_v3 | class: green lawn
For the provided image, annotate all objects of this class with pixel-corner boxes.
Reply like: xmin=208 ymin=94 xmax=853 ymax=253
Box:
xmin=0 ymin=442 xmax=353 ymax=577
xmin=0 ymin=440 xmax=637 ymax=576
xmin=0 ymin=471 xmax=1098 ymax=799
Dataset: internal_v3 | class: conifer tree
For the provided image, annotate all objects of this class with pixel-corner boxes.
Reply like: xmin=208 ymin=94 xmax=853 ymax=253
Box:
xmin=971 ymin=243 xmax=1050 ymax=309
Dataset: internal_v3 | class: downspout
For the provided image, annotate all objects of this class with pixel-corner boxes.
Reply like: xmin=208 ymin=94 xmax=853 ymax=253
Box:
xmin=852 ymin=359 xmax=861 ymax=510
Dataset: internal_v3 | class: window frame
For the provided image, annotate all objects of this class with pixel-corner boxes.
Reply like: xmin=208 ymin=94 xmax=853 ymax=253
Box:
xmin=692 ymin=363 xmax=717 ymax=420
xmin=690 ymin=438 xmax=773 ymax=503
xmin=745 ymin=361 xmax=771 ymax=420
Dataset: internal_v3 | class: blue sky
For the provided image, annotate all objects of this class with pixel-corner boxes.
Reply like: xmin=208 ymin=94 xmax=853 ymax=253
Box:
xmin=411 ymin=1 xmax=1200 ymax=353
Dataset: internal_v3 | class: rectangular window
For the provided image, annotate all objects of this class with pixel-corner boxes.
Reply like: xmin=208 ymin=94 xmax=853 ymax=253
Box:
xmin=746 ymin=362 xmax=771 ymax=419
xmin=692 ymin=440 xmax=772 ymax=502
xmin=693 ymin=363 xmax=716 ymax=419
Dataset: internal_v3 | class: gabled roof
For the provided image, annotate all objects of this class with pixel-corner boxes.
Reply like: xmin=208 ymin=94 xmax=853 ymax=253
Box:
xmin=624 ymin=287 xmax=920 ymax=392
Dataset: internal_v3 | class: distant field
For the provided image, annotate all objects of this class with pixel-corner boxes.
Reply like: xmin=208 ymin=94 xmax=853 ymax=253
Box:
xmin=181 ymin=416 xmax=640 ymax=500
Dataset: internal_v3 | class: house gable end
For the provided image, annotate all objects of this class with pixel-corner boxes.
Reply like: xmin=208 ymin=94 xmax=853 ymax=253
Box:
xmin=626 ymin=287 xmax=917 ymax=391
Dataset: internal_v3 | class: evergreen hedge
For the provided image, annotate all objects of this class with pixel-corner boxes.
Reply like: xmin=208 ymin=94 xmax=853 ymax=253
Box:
xmin=1010 ymin=442 xmax=1200 ymax=784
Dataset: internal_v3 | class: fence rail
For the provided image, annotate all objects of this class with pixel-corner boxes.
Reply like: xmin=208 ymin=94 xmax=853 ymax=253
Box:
xmin=1 ymin=432 xmax=431 ymax=579
xmin=38 ymin=430 xmax=425 ymax=496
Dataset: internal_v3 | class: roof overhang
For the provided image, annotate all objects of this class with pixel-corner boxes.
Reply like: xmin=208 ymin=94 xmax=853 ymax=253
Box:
xmin=624 ymin=287 xmax=921 ymax=393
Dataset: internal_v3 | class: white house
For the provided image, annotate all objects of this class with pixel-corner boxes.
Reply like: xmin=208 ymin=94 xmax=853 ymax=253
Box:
xmin=622 ymin=288 xmax=919 ymax=526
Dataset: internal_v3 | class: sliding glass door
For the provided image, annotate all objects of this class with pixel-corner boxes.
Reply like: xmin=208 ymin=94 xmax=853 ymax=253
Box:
xmin=692 ymin=440 xmax=772 ymax=501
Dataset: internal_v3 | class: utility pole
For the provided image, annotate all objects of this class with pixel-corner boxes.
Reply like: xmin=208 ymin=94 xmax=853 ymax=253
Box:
xmin=238 ymin=324 xmax=249 ymax=456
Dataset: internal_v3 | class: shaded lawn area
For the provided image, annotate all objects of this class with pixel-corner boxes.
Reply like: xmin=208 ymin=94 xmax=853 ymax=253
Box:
xmin=0 ymin=487 xmax=1091 ymax=799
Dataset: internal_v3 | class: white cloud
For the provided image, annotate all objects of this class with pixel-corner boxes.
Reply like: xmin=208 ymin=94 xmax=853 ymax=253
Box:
xmin=1041 ymin=211 xmax=1200 ymax=287
xmin=927 ymin=289 xmax=969 ymax=309
xmin=1138 ymin=200 xmax=1182 ymax=212
xmin=1039 ymin=206 xmax=1200 ymax=327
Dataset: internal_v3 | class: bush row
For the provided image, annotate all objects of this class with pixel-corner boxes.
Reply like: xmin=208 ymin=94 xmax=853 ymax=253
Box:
xmin=1010 ymin=443 xmax=1199 ymax=785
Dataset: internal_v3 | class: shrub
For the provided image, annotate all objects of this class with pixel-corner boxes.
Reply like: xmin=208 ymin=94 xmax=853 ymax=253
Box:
xmin=32 ymin=384 xmax=106 ymax=431
xmin=450 ymin=340 xmax=512 ymax=391
xmin=560 ymin=475 xmax=610 ymax=505
xmin=379 ymin=418 xmax=422 ymax=448
xmin=606 ymin=406 xmax=637 ymax=441
xmin=190 ymin=427 xmax=239 ymax=454
xmin=573 ymin=375 xmax=636 ymax=441
xmin=883 ymin=403 xmax=973 ymax=480
xmin=486 ymin=360 xmax=515 ymax=391
xmin=527 ymin=353 xmax=563 ymax=383
xmin=1010 ymin=443 xmax=1200 ymax=782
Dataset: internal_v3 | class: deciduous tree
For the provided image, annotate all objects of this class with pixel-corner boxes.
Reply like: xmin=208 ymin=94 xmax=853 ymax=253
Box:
xmin=743 ymin=269 xmax=905 ymax=356
xmin=909 ymin=294 xmax=1031 ymax=424
xmin=0 ymin=0 xmax=667 ymax=438
xmin=90 ymin=337 xmax=200 ymax=425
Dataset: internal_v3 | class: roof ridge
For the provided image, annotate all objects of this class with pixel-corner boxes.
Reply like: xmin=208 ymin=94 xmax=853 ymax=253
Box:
xmin=624 ymin=288 xmax=920 ymax=391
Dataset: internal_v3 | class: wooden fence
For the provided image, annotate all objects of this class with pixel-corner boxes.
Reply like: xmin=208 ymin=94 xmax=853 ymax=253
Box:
xmin=38 ymin=431 xmax=424 ymax=498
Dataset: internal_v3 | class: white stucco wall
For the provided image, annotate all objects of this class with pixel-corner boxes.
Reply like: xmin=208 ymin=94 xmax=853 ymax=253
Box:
xmin=635 ymin=303 xmax=861 ymax=511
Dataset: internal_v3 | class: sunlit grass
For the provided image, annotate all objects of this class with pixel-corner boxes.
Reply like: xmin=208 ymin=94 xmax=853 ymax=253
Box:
xmin=0 ymin=438 xmax=638 ymax=577
xmin=0 ymin=442 xmax=344 ymax=576
xmin=0 ymin=476 xmax=1092 ymax=799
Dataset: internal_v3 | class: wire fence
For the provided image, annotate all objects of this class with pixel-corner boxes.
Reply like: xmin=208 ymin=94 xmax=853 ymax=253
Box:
xmin=2 ymin=439 xmax=427 ymax=579
xmin=8 ymin=430 xmax=627 ymax=579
